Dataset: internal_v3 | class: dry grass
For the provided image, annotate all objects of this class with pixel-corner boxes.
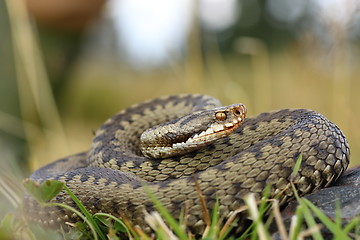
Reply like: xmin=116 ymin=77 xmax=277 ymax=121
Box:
xmin=3 ymin=0 xmax=358 ymax=171
xmin=42 ymin=40 xmax=360 ymax=169
xmin=1 ymin=1 xmax=359 ymax=239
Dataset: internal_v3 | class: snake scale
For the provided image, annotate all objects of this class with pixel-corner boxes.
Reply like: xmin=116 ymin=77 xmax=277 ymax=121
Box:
xmin=25 ymin=94 xmax=350 ymax=234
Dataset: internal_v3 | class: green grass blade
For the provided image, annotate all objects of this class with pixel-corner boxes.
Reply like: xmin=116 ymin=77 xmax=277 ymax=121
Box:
xmin=303 ymin=198 xmax=351 ymax=240
xmin=259 ymin=184 xmax=271 ymax=213
xmin=203 ymin=198 xmax=220 ymax=239
xmin=298 ymin=199 xmax=323 ymax=240
xmin=62 ymin=184 xmax=106 ymax=240
xmin=23 ymin=179 xmax=106 ymax=240
xmin=334 ymin=199 xmax=341 ymax=227
xmin=219 ymin=217 xmax=238 ymax=240
xmin=145 ymin=186 xmax=188 ymax=240
xmin=343 ymin=217 xmax=359 ymax=234
xmin=50 ymin=202 xmax=98 ymax=240
xmin=289 ymin=205 xmax=304 ymax=240
xmin=290 ymin=155 xmax=303 ymax=181
xmin=245 ymin=193 xmax=270 ymax=240
xmin=0 ymin=214 xmax=15 ymax=239
xmin=94 ymin=213 xmax=133 ymax=239
xmin=291 ymin=183 xmax=323 ymax=240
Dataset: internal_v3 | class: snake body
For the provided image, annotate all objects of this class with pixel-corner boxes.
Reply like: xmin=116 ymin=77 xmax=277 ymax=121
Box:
xmin=25 ymin=94 xmax=350 ymax=234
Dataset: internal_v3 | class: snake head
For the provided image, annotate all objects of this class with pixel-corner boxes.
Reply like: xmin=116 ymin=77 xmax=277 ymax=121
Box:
xmin=140 ymin=103 xmax=247 ymax=159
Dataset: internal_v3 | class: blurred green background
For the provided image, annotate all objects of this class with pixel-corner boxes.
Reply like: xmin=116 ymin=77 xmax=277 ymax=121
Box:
xmin=1 ymin=0 xmax=359 ymax=206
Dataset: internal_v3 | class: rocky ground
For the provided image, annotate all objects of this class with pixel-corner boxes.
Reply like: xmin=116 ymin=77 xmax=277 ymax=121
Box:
xmin=271 ymin=166 xmax=360 ymax=239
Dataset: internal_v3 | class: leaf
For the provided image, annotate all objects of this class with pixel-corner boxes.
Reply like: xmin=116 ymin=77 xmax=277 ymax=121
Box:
xmin=23 ymin=178 xmax=64 ymax=203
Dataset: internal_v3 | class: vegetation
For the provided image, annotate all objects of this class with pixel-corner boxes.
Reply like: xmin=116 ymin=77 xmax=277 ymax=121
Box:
xmin=1 ymin=0 xmax=359 ymax=239
xmin=0 ymin=156 xmax=358 ymax=240
xmin=2 ymin=179 xmax=359 ymax=239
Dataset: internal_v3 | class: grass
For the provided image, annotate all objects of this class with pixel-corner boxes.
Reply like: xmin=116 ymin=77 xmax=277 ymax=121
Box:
xmin=1 ymin=0 xmax=360 ymax=239
xmin=2 ymin=174 xmax=359 ymax=239
xmin=2 ymin=0 xmax=360 ymax=172
xmin=0 ymin=155 xmax=357 ymax=240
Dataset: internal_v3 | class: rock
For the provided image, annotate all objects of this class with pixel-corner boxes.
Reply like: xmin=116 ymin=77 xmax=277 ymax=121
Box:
xmin=271 ymin=166 xmax=360 ymax=239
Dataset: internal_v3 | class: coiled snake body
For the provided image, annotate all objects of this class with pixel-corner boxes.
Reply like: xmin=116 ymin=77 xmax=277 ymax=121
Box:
xmin=25 ymin=94 xmax=350 ymax=234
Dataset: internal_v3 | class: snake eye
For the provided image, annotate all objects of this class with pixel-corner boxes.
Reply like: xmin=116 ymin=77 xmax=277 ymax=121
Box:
xmin=215 ymin=112 xmax=227 ymax=121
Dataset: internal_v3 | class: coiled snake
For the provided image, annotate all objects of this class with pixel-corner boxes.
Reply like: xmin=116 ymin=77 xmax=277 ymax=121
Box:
xmin=25 ymin=94 xmax=350 ymax=234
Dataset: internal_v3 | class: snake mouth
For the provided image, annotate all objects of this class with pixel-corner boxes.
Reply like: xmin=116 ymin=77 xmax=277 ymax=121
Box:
xmin=140 ymin=103 xmax=247 ymax=158
xmin=171 ymin=115 xmax=245 ymax=149
xmin=190 ymin=119 xmax=242 ymax=142
xmin=176 ymin=104 xmax=246 ymax=147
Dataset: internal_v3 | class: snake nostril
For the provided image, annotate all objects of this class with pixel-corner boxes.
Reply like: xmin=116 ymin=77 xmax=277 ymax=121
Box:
xmin=234 ymin=108 xmax=243 ymax=116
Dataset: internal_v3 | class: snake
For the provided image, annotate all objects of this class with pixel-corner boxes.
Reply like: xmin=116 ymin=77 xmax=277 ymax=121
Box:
xmin=25 ymin=94 xmax=350 ymax=234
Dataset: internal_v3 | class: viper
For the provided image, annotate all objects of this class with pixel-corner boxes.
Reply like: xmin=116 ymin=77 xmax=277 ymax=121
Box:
xmin=25 ymin=94 xmax=350 ymax=234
